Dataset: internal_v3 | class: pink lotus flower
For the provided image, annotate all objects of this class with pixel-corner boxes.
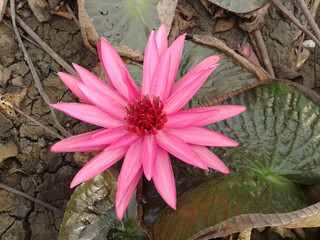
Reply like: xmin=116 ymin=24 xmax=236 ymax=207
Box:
xmin=51 ymin=25 xmax=246 ymax=220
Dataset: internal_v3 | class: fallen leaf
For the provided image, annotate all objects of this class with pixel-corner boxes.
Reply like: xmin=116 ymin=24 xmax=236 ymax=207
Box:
xmin=296 ymin=48 xmax=310 ymax=69
xmin=0 ymin=141 xmax=18 ymax=164
xmin=157 ymin=0 xmax=178 ymax=35
xmin=213 ymin=18 xmax=237 ymax=33
xmin=0 ymin=87 xmax=28 ymax=118
xmin=239 ymin=4 xmax=270 ymax=32
xmin=274 ymin=65 xmax=303 ymax=84
xmin=27 ymin=0 xmax=50 ymax=22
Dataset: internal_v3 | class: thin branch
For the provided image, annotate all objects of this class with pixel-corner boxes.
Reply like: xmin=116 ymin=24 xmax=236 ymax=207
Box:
xmin=13 ymin=106 xmax=64 ymax=140
xmin=252 ymin=29 xmax=275 ymax=78
xmin=6 ymin=7 xmax=78 ymax=77
xmin=3 ymin=20 xmax=41 ymax=48
xmin=66 ymin=3 xmax=80 ymax=27
xmin=297 ymin=0 xmax=320 ymax=41
xmin=0 ymin=182 xmax=64 ymax=216
xmin=271 ymin=0 xmax=320 ymax=47
xmin=9 ymin=1 xmax=72 ymax=138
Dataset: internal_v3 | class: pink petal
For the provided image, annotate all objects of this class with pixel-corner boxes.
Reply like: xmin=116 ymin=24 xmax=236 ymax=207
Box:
xmin=166 ymin=109 xmax=219 ymax=128
xmin=115 ymin=139 xmax=143 ymax=219
xmin=182 ymin=105 xmax=246 ymax=126
xmin=141 ymin=31 xmax=159 ymax=95
xmin=149 ymin=49 xmax=171 ymax=99
xmin=70 ymin=147 xmax=128 ymax=188
xmin=155 ymin=24 xmax=168 ymax=58
xmin=67 ymin=126 xmax=127 ymax=150
xmin=153 ymin=147 xmax=176 ymax=209
xmin=58 ymin=72 xmax=92 ymax=104
xmin=97 ymin=38 xmax=140 ymax=101
xmin=165 ymin=126 xmax=238 ymax=147
xmin=77 ymin=82 xmax=126 ymax=120
xmin=106 ymin=132 xmax=139 ymax=151
xmin=165 ymin=56 xmax=221 ymax=113
xmin=156 ymin=130 xmax=207 ymax=170
xmin=190 ymin=145 xmax=229 ymax=174
xmin=51 ymin=129 xmax=106 ymax=152
xmin=163 ymin=34 xmax=186 ymax=101
xmin=51 ymin=103 xmax=123 ymax=128
xmin=172 ymin=55 xmax=221 ymax=93
xmin=72 ymin=63 xmax=128 ymax=106
xmin=116 ymin=168 xmax=143 ymax=220
xmin=142 ymin=135 xmax=157 ymax=180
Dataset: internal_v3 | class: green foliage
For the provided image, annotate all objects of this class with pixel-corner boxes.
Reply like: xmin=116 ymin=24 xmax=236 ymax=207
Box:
xmin=84 ymin=0 xmax=161 ymax=51
xmin=208 ymin=0 xmax=269 ymax=13
xmin=153 ymin=83 xmax=319 ymax=239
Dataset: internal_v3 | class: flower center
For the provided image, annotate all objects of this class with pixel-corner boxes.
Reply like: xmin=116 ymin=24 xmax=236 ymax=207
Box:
xmin=124 ymin=95 xmax=167 ymax=136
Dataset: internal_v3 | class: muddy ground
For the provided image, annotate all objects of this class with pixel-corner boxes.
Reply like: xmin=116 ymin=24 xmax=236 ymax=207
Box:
xmin=0 ymin=0 xmax=319 ymax=239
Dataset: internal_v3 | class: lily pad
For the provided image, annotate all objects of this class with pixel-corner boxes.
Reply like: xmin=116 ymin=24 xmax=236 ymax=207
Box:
xmin=208 ymin=0 xmax=269 ymax=14
xmin=59 ymin=168 xmax=147 ymax=240
xmin=127 ymin=41 xmax=257 ymax=107
xmin=84 ymin=0 xmax=162 ymax=51
xmin=151 ymin=82 xmax=320 ymax=239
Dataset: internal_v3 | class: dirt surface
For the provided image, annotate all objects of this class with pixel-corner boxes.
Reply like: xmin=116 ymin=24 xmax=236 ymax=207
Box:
xmin=0 ymin=11 xmax=95 ymax=239
xmin=0 ymin=0 xmax=319 ymax=239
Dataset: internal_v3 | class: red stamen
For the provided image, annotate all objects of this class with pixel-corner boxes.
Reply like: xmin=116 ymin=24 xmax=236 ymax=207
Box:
xmin=124 ymin=94 xmax=167 ymax=137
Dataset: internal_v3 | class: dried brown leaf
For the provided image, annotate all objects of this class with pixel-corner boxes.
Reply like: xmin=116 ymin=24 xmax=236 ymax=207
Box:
xmin=188 ymin=202 xmax=320 ymax=239
xmin=239 ymin=4 xmax=270 ymax=32
xmin=157 ymin=0 xmax=178 ymax=35
xmin=27 ymin=0 xmax=50 ymax=22
xmin=192 ymin=35 xmax=270 ymax=81
xmin=296 ymin=48 xmax=310 ymax=69
xmin=213 ymin=18 xmax=237 ymax=33
xmin=51 ymin=8 xmax=73 ymax=20
xmin=0 ymin=87 xmax=28 ymax=118
xmin=0 ymin=141 xmax=18 ymax=163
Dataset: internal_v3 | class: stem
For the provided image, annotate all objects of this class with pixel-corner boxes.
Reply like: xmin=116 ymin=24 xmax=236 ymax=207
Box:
xmin=253 ymin=29 xmax=275 ymax=78
xmin=13 ymin=106 xmax=64 ymax=140
xmin=9 ymin=2 xmax=72 ymax=138
xmin=297 ymin=0 xmax=320 ymax=41
xmin=0 ymin=182 xmax=64 ymax=216
xmin=271 ymin=0 xmax=320 ymax=47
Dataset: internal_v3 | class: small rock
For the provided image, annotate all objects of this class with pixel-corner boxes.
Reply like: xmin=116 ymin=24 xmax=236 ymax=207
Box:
xmin=29 ymin=212 xmax=59 ymax=239
xmin=19 ymin=122 xmax=45 ymax=140
xmin=11 ymin=76 xmax=24 ymax=87
xmin=1 ymin=221 xmax=27 ymax=240
xmin=0 ymin=189 xmax=32 ymax=218
xmin=36 ymin=61 xmax=50 ymax=75
xmin=9 ymin=62 xmax=30 ymax=77
xmin=0 ymin=65 xmax=12 ymax=87
xmin=0 ymin=213 xmax=15 ymax=235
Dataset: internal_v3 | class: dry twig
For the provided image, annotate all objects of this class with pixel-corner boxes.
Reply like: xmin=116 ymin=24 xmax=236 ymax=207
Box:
xmin=66 ymin=3 xmax=80 ymax=27
xmin=9 ymin=0 xmax=72 ymax=138
xmin=297 ymin=0 xmax=320 ymax=41
xmin=6 ymin=7 xmax=78 ymax=77
xmin=0 ymin=182 xmax=64 ymax=216
xmin=13 ymin=106 xmax=64 ymax=140
xmin=271 ymin=0 xmax=320 ymax=47
xmin=253 ymin=29 xmax=275 ymax=78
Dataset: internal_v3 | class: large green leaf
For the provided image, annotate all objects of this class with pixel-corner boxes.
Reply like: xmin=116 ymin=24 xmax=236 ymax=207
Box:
xmin=127 ymin=41 xmax=257 ymax=107
xmin=59 ymin=169 xmax=147 ymax=240
xmin=152 ymin=82 xmax=320 ymax=239
xmin=84 ymin=0 xmax=161 ymax=51
xmin=208 ymin=0 xmax=269 ymax=13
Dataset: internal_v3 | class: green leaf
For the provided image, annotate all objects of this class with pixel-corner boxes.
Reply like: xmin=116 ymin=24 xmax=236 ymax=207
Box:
xmin=127 ymin=41 xmax=257 ymax=107
xmin=152 ymin=82 xmax=320 ymax=239
xmin=84 ymin=0 xmax=161 ymax=51
xmin=59 ymin=169 xmax=147 ymax=240
xmin=208 ymin=0 xmax=269 ymax=13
